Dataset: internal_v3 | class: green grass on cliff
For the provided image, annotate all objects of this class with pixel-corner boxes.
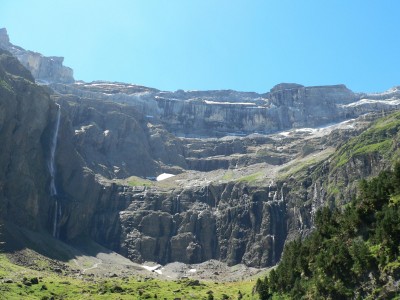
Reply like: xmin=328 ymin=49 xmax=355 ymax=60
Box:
xmin=237 ymin=172 xmax=264 ymax=184
xmin=334 ymin=111 xmax=400 ymax=168
xmin=125 ymin=176 xmax=154 ymax=187
xmin=0 ymin=254 xmax=258 ymax=299
xmin=277 ymin=148 xmax=335 ymax=179
xmin=0 ymin=79 xmax=13 ymax=93
xmin=222 ymin=170 xmax=234 ymax=181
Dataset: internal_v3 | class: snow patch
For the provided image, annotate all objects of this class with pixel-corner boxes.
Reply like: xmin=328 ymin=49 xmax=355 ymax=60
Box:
xmin=189 ymin=269 xmax=197 ymax=273
xmin=204 ymin=100 xmax=257 ymax=106
xmin=156 ymin=173 xmax=175 ymax=181
xmin=278 ymin=118 xmax=357 ymax=137
xmin=74 ymin=124 xmax=93 ymax=135
xmin=142 ymin=264 xmax=162 ymax=272
xmin=340 ymin=98 xmax=400 ymax=108
xmin=278 ymin=130 xmax=291 ymax=137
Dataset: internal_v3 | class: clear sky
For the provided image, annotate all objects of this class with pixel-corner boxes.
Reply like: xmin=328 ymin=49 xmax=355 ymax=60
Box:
xmin=0 ymin=0 xmax=399 ymax=93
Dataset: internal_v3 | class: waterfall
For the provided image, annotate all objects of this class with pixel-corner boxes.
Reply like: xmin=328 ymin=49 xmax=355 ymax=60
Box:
xmin=271 ymin=235 xmax=276 ymax=264
xmin=313 ymin=182 xmax=318 ymax=201
xmin=49 ymin=104 xmax=61 ymax=238
xmin=175 ymin=195 xmax=181 ymax=213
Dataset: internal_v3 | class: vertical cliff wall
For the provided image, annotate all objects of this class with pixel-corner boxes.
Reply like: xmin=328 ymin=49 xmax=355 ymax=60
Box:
xmin=0 ymin=49 xmax=58 ymax=231
xmin=0 ymin=28 xmax=74 ymax=84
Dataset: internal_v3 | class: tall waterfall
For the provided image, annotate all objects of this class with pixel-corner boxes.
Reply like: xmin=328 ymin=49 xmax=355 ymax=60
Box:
xmin=49 ymin=103 xmax=61 ymax=238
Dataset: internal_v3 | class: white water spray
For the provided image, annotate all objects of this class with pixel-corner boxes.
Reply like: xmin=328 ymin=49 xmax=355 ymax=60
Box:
xmin=271 ymin=235 xmax=276 ymax=264
xmin=49 ymin=104 xmax=61 ymax=237
xmin=175 ymin=195 xmax=181 ymax=213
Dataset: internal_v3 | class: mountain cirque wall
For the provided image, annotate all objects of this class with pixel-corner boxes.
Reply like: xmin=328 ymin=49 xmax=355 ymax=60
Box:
xmin=1 ymin=27 xmax=400 ymax=140
xmin=50 ymin=80 xmax=400 ymax=139
xmin=1 ymin=28 xmax=400 ymax=269
xmin=154 ymin=83 xmax=357 ymax=136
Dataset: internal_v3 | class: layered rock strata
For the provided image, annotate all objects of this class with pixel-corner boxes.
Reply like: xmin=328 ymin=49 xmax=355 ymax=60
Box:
xmin=1 ymin=29 xmax=400 ymax=270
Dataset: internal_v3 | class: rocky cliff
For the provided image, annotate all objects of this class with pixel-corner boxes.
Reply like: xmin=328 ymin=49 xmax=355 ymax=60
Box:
xmin=0 ymin=28 xmax=74 ymax=84
xmin=48 ymin=80 xmax=400 ymax=139
xmin=1 ymin=30 xmax=400 ymax=270
xmin=2 ymin=28 xmax=400 ymax=139
xmin=115 ymin=181 xmax=286 ymax=267
xmin=0 ymin=49 xmax=58 ymax=231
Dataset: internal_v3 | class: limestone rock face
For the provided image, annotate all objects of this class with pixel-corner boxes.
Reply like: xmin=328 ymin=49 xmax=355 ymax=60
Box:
xmin=0 ymin=49 xmax=56 ymax=231
xmin=0 ymin=28 xmax=74 ymax=84
xmin=54 ymin=94 xmax=187 ymax=178
xmin=267 ymin=84 xmax=356 ymax=127
xmin=17 ymin=53 xmax=74 ymax=84
xmin=114 ymin=182 xmax=286 ymax=267
xmin=2 ymin=29 xmax=400 ymax=271
xmin=154 ymin=84 xmax=356 ymax=135
xmin=50 ymin=80 xmax=400 ymax=138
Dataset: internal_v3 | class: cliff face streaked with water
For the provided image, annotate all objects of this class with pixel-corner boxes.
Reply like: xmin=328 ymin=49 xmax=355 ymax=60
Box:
xmin=1 ymin=28 xmax=400 ymax=269
xmin=0 ymin=49 xmax=57 ymax=231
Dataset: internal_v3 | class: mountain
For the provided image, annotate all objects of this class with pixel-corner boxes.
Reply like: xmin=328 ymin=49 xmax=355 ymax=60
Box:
xmin=0 ymin=26 xmax=399 ymax=282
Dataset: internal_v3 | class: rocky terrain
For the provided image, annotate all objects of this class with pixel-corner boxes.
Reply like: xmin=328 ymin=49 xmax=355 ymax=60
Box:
xmin=0 ymin=28 xmax=74 ymax=84
xmin=0 ymin=27 xmax=400 ymax=276
xmin=50 ymin=80 xmax=400 ymax=139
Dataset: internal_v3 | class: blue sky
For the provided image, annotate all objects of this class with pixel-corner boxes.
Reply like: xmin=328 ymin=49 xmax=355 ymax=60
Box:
xmin=1 ymin=0 xmax=399 ymax=93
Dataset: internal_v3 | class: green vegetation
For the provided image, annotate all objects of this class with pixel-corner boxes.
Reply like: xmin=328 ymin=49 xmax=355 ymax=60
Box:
xmin=237 ymin=171 xmax=264 ymax=183
xmin=126 ymin=176 xmax=154 ymax=187
xmin=335 ymin=111 xmax=400 ymax=168
xmin=0 ymin=78 xmax=13 ymax=93
xmin=255 ymin=148 xmax=271 ymax=157
xmin=222 ymin=170 xmax=234 ymax=181
xmin=278 ymin=148 xmax=334 ymax=179
xmin=255 ymin=163 xmax=400 ymax=299
xmin=279 ymin=157 xmax=319 ymax=177
xmin=0 ymin=253 xmax=257 ymax=299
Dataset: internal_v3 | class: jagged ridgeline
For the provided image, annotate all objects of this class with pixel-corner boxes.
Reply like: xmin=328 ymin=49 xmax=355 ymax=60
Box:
xmin=256 ymin=165 xmax=400 ymax=297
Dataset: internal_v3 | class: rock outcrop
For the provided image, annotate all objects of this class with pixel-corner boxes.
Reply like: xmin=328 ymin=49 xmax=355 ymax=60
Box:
xmin=53 ymin=93 xmax=187 ymax=178
xmin=0 ymin=28 xmax=74 ymax=84
xmin=115 ymin=182 xmax=286 ymax=267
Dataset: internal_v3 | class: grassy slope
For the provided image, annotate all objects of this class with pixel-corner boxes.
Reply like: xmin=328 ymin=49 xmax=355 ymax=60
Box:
xmin=0 ymin=253 xmax=258 ymax=300
xmin=334 ymin=111 xmax=400 ymax=168
xmin=253 ymin=111 xmax=400 ymax=299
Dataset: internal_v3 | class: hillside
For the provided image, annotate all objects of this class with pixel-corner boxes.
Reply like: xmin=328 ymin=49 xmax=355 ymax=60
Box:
xmin=255 ymin=164 xmax=400 ymax=299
